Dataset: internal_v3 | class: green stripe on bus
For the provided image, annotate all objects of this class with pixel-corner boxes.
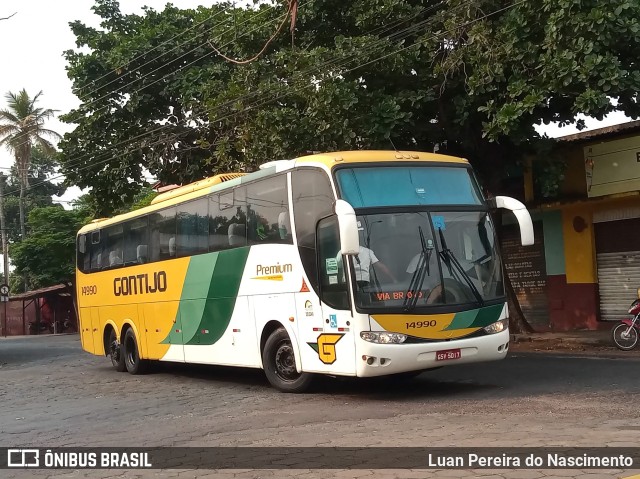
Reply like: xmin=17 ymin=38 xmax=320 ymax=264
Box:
xmin=444 ymin=309 xmax=479 ymax=330
xmin=186 ymin=246 xmax=250 ymax=346
xmin=444 ymin=303 xmax=503 ymax=331
xmin=179 ymin=254 xmax=219 ymax=344
xmin=469 ymin=303 xmax=504 ymax=328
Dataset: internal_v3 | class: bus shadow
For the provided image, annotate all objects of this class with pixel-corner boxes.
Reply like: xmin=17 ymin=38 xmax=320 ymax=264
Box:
xmin=148 ymin=362 xmax=498 ymax=399
xmin=313 ymin=374 xmax=499 ymax=399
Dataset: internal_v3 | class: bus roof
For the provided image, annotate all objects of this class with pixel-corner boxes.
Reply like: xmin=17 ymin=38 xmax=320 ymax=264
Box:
xmin=295 ymin=150 xmax=468 ymax=167
xmin=77 ymin=150 xmax=468 ymax=235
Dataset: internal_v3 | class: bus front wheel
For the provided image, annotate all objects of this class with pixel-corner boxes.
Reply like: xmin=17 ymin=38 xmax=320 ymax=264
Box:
xmin=262 ymin=327 xmax=313 ymax=393
xmin=123 ymin=328 xmax=149 ymax=375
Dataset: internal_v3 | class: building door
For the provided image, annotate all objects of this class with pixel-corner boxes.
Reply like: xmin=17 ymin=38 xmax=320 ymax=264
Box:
xmin=594 ymin=218 xmax=640 ymax=322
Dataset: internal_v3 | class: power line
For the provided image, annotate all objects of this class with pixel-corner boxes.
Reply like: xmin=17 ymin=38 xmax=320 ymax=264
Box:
xmin=3 ymin=1 xmax=295 ymax=162
xmin=51 ymin=0 xmax=430 ymax=178
xmin=6 ymin=1 xmax=525 ymax=200
xmin=5 ymin=1 xmax=451 ymax=197
xmin=79 ymin=7 xmax=230 ymax=100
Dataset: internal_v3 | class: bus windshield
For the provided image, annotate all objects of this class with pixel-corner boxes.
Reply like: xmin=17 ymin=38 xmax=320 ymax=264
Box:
xmin=347 ymin=211 xmax=504 ymax=312
xmin=335 ymin=165 xmax=483 ymax=207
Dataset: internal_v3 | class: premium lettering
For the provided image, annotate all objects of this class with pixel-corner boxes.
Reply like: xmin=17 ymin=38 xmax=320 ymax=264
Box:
xmin=114 ymin=271 xmax=167 ymax=296
xmin=256 ymin=263 xmax=292 ymax=276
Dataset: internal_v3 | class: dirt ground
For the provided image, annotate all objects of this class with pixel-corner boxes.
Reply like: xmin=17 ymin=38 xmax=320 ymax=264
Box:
xmin=509 ymin=337 xmax=640 ymax=358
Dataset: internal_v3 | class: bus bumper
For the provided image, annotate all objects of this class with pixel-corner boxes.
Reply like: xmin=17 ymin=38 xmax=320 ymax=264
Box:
xmin=355 ymin=329 xmax=510 ymax=377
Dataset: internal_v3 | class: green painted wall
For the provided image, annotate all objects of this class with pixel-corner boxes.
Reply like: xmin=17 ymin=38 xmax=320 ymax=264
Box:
xmin=542 ymin=210 xmax=566 ymax=276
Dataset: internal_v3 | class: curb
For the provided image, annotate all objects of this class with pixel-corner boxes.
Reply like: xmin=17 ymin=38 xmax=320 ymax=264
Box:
xmin=510 ymin=333 xmax=611 ymax=348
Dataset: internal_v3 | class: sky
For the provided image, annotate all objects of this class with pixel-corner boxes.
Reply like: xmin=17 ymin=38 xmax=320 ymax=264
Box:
xmin=0 ymin=0 xmax=633 ymax=209
xmin=0 ymin=0 xmax=206 ymax=207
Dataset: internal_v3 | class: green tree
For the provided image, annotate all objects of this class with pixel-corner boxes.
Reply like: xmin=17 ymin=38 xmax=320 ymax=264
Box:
xmin=0 ymin=89 xmax=61 ymax=240
xmin=2 ymin=145 xmax=66 ymax=243
xmin=61 ymin=0 xmax=639 ymax=215
xmin=10 ymin=206 xmax=90 ymax=292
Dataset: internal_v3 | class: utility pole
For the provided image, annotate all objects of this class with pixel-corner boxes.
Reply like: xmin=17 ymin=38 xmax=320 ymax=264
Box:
xmin=0 ymin=173 xmax=8 ymax=287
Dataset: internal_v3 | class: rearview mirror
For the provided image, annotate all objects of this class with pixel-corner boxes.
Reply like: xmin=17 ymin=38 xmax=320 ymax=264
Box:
xmin=492 ymin=196 xmax=534 ymax=246
xmin=334 ymin=199 xmax=359 ymax=255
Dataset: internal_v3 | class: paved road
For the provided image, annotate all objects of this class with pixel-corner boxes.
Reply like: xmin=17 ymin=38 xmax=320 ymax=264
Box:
xmin=1 ymin=334 xmax=639 ymax=479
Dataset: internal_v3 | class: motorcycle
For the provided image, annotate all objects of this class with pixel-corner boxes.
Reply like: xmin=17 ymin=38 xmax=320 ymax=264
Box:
xmin=28 ymin=318 xmax=72 ymax=334
xmin=611 ymin=289 xmax=640 ymax=351
xmin=28 ymin=319 xmax=52 ymax=334
xmin=49 ymin=318 xmax=72 ymax=334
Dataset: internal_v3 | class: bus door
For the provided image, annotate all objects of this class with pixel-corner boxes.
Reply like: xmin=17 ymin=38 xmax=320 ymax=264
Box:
xmin=310 ymin=216 xmax=357 ymax=375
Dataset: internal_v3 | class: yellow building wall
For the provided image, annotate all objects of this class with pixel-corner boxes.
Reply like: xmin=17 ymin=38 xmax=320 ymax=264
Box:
xmin=561 ymin=205 xmax=596 ymax=284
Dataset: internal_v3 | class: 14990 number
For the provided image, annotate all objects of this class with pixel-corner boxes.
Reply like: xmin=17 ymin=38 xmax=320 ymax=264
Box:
xmin=81 ymin=285 xmax=97 ymax=296
xmin=405 ymin=320 xmax=437 ymax=329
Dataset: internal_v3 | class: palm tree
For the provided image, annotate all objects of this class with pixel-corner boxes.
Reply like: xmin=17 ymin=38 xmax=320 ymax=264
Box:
xmin=0 ymin=89 xmax=61 ymax=241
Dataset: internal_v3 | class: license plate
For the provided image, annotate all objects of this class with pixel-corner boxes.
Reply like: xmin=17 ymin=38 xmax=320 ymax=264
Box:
xmin=436 ymin=348 xmax=461 ymax=361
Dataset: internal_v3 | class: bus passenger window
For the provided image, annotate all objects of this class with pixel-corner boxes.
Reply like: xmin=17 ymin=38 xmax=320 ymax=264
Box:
xmin=149 ymin=207 xmax=176 ymax=261
xmin=90 ymin=230 xmax=103 ymax=272
xmin=123 ymin=217 xmax=148 ymax=265
xmin=245 ymin=175 xmax=290 ymax=245
xmin=177 ymin=198 xmax=208 ymax=257
xmin=209 ymin=188 xmax=247 ymax=251
xmin=136 ymin=245 xmax=148 ymax=264
xmin=103 ymin=224 xmax=124 ymax=269
xmin=292 ymin=169 xmax=335 ymax=294
xmin=77 ymin=234 xmax=90 ymax=273
xmin=228 ymin=223 xmax=246 ymax=246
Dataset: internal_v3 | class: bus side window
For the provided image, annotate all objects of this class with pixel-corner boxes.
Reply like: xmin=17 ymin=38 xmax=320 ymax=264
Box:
xmin=176 ymin=198 xmax=209 ymax=257
xmin=124 ymin=217 xmax=148 ymax=265
xmin=90 ymin=230 xmax=102 ymax=272
xmin=104 ymin=224 xmax=124 ymax=268
xmin=292 ymin=169 xmax=335 ymax=294
xmin=245 ymin=175 xmax=290 ymax=245
xmin=209 ymin=188 xmax=247 ymax=251
xmin=149 ymin=207 xmax=177 ymax=261
xmin=77 ymin=234 xmax=90 ymax=273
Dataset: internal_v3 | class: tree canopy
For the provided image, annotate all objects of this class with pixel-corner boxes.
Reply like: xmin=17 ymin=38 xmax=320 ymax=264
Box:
xmin=10 ymin=206 xmax=90 ymax=292
xmin=60 ymin=0 xmax=640 ymax=215
xmin=0 ymin=89 xmax=61 ymax=239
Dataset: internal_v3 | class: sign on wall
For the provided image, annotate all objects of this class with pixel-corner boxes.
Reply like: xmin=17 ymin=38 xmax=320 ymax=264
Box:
xmin=585 ymin=135 xmax=640 ymax=198
xmin=501 ymin=222 xmax=549 ymax=330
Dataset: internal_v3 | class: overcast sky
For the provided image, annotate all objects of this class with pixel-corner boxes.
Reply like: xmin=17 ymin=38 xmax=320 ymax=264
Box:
xmin=0 ymin=0 xmax=632 ymax=208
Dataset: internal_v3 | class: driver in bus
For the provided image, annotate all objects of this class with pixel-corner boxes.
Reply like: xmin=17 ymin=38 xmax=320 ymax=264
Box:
xmin=338 ymin=229 xmax=397 ymax=288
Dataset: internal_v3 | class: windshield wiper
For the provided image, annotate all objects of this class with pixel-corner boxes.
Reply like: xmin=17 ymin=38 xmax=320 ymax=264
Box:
xmin=403 ymin=226 xmax=431 ymax=312
xmin=437 ymin=228 xmax=484 ymax=306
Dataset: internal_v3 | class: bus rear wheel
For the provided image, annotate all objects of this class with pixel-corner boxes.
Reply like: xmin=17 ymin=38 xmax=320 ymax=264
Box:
xmin=123 ymin=328 xmax=149 ymax=375
xmin=263 ymin=327 xmax=313 ymax=393
xmin=108 ymin=328 xmax=126 ymax=372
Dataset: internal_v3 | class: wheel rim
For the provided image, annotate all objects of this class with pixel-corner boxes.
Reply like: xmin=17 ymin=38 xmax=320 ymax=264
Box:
xmin=614 ymin=325 xmax=638 ymax=349
xmin=274 ymin=340 xmax=299 ymax=382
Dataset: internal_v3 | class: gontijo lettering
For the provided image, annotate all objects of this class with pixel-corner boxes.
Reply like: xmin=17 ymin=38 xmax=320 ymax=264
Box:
xmin=114 ymin=271 xmax=167 ymax=296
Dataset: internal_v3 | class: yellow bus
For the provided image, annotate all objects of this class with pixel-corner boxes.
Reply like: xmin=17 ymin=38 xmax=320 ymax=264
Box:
xmin=76 ymin=150 xmax=533 ymax=392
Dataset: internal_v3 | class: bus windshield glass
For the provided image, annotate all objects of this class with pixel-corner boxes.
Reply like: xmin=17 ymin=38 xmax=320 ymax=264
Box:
xmin=335 ymin=165 xmax=483 ymax=207
xmin=344 ymin=212 xmax=504 ymax=312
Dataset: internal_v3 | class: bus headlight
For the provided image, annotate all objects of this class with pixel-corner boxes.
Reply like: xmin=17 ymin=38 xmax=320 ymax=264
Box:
xmin=360 ymin=332 xmax=407 ymax=344
xmin=483 ymin=318 xmax=508 ymax=334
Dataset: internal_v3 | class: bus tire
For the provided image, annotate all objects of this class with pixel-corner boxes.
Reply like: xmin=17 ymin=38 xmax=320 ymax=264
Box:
xmin=107 ymin=328 xmax=126 ymax=372
xmin=123 ymin=328 xmax=149 ymax=375
xmin=262 ymin=327 xmax=313 ymax=393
